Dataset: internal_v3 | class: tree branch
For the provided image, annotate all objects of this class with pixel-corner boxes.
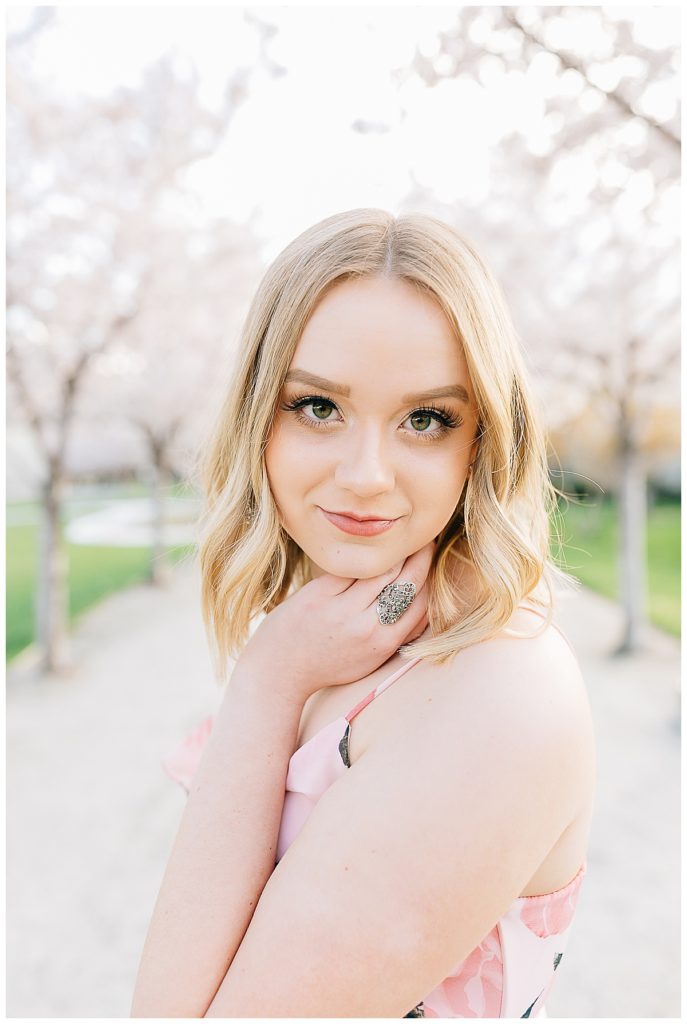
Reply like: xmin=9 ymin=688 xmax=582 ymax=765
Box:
xmin=502 ymin=9 xmax=680 ymax=151
xmin=6 ymin=342 xmax=51 ymax=460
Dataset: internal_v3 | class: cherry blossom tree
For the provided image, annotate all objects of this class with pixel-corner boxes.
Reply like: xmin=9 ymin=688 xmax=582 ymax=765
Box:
xmin=7 ymin=14 xmax=260 ymax=672
xmin=396 ymin=5 xmax=679 ymax=652
xmin=76 ymin=216 xmax=263 ymax=585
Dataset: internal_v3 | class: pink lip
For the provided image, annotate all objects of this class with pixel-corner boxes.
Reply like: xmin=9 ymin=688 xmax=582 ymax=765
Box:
xmin=319 ymin=508 xmax=399 ymax=537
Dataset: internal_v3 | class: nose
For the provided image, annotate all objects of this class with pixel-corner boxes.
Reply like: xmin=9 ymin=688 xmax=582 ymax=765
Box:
xmin=333 ymin=424 xmax=396 ymax=497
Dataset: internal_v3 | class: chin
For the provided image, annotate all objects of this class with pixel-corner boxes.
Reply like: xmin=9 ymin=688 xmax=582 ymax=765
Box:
xmin=313 ymin=545 xmax=405 ymax=581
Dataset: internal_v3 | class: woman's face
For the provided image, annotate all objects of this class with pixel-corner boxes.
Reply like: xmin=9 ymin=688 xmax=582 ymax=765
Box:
xmin=264 ymin=275 xmax=480 ymax=580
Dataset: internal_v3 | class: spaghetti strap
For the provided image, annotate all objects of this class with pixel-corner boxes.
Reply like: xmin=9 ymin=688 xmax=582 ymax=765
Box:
xmin=345 ymin=654 xmax=423 ymax=723
xmin=344 ymin=601 xmax=575 ymax=726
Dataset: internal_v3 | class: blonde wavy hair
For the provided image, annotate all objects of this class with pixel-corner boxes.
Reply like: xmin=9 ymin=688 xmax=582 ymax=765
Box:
xmin=197 ymin=208 xmax=576 ymax=679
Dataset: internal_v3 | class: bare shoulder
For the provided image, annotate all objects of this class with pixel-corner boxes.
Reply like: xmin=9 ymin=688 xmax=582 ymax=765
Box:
xmin=446 ymin=609 xmax=591 ymax=814
xmin=450 ymin=604 xmax=584 ymax=697
xmin=371 ymin=607 xmax=594 ymax=841
xmin=439 ymin=608 xmax=591 ymax=756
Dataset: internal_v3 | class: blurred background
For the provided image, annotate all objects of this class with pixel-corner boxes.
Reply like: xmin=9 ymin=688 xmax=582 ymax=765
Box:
xmin=6 ymin=5 xmax=680 ymax=1018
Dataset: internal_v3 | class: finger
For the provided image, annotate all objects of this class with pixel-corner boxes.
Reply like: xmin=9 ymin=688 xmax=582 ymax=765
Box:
xmin=388 ymin=579 xmax=429 ymax=640
xmin=344 ymin=557 xmax=406 ymax=606
xmin=312 ymin=571 xmax=356 ymax=597
xmin=359 ymin=541 xmax=434 ymax=611
xmin=393 ymin=587 xmax=429 ymax=642
xmin=349 ymin=542 xmax=434 ymax=608
xmin=403 ymin=610 xmax=430 ymax=644
xmin=365 ymin=574 xmax=428 ymax=644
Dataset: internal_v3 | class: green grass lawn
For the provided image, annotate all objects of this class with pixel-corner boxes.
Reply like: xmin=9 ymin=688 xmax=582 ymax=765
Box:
xmin=6 ymin=490 xmax=196 ymax=662
xmin=554 ymin=497 xmax=680 ymax=636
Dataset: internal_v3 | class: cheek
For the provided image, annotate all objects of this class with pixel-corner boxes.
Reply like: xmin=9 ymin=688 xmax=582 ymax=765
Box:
xmin=264 ymin=422 xmax=318 ymax=505
xmin=402 ymin=451 xmax=466 ymax=516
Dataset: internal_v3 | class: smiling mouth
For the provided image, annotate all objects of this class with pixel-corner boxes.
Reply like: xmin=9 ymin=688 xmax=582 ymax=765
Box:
xmin=324 ymin=509 xmax=398 ymax=522
xmin=318 ymin=507 xmax=400 ymax=537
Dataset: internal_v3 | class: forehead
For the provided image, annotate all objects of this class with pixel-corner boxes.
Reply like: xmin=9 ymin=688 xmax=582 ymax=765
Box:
xmin=292 ymin=276 xmax=469 ymax=387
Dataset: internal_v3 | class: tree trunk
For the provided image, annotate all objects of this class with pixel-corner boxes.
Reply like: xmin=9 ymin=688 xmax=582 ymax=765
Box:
xmin=615 ymin=414 xmax=649 ymax=655
xmin=35 ymin=474 xmax=71 ymax=673
xmin=149 ymin=455 xmax=171 ymax=587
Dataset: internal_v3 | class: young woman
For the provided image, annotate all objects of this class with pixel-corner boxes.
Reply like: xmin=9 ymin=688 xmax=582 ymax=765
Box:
xmin=131 ymin=209 xmax=596 ymax=1018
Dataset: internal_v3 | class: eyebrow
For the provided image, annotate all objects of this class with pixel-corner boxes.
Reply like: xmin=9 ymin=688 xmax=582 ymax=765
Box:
xmin=284 ymin=369 xmax=470 ymax=405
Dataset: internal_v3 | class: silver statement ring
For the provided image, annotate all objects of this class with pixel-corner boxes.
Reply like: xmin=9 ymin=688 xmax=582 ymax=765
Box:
xmin=376 ymin=580 xmax=417 ymax=625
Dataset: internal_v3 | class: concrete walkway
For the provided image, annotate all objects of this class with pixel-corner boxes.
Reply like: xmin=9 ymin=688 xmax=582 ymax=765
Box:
xmin=6 ymin=565 xmax=681 ymax=1017
xmin=63 ymin=497 xmax=200 ymax=548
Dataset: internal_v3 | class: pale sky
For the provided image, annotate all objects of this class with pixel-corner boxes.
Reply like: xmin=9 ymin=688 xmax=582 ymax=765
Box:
xmin=7 ymin=4 xmax=680 ymax=258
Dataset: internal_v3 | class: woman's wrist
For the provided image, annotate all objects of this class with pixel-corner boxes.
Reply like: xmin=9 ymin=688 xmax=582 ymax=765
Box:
xmin=226 ymin=652 xmax=308 ymax=717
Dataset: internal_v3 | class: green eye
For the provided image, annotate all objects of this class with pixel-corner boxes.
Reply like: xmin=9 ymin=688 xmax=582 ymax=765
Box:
xmin=311 ymin=401 xmax=333 ymax=420
xmin=282 ymin=394 xmax=341 ymax=428
xmin=410 ymin=412 xmax=433 ymax=432
xmin=282 ymin=394 xmax=461 ymax=440
xmin=403 ymin=405 xmax=462 ymax=440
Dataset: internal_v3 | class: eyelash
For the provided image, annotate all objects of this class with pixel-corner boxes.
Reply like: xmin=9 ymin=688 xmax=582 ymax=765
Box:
xmin=281 ymin=393 xmax=462 ymax=441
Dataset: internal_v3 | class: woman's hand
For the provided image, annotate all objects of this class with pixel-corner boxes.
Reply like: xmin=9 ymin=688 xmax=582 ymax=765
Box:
xmin=234 ymin=543 xmax=433 ymax=707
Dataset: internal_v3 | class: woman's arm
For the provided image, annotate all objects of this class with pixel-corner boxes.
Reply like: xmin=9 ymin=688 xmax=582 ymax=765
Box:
xmin=130 ymin=664 xmax=305 ymax=1018
xmin=131 ymin=546 xmax=432 ymax=1018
